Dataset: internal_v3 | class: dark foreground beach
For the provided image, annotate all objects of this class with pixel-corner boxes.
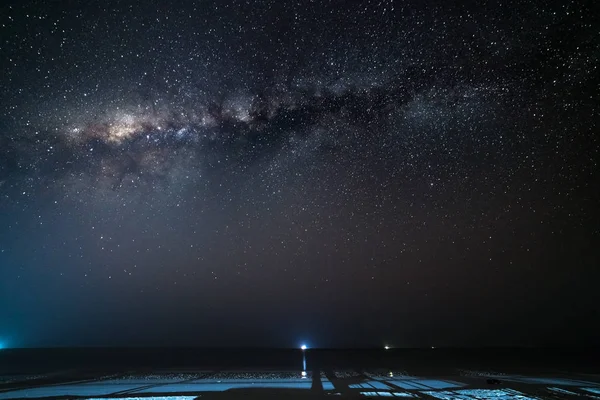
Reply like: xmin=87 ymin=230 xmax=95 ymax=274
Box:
xmin=1 ymin=348 xmax=599 ymax=399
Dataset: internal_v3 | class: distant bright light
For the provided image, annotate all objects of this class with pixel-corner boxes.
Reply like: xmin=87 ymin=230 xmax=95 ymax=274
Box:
xmin=384 ymin=345 xmax=390 ymax=350
xmin=301 ymin=344 xmax=307 ymax=350
xmin=301 ymin=371 xmax=307 ymax=378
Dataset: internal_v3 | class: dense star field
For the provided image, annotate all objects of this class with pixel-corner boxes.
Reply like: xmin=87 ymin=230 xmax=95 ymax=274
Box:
xmin=0 ymin=0 xmax=598 ymax=348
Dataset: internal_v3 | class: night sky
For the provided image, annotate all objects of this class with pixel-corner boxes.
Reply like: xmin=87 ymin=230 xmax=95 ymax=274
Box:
xmin=0 ymin=0 xmax=598 ymax=349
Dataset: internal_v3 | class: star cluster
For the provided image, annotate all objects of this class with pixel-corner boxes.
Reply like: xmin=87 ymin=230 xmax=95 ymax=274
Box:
xmin=0 ymin=0 xmax=598 ymax=348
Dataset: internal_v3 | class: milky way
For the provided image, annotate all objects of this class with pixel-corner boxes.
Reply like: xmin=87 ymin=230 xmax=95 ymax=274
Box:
xmin=5 ymin=76 xmax=515 ymax=192
xmin=0 ymin=0 xmax=598 ymax=347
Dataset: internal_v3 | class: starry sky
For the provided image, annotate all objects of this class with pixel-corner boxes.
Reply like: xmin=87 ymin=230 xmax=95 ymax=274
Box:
xmin=0 ymin=0 xmax=598 ymax=349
